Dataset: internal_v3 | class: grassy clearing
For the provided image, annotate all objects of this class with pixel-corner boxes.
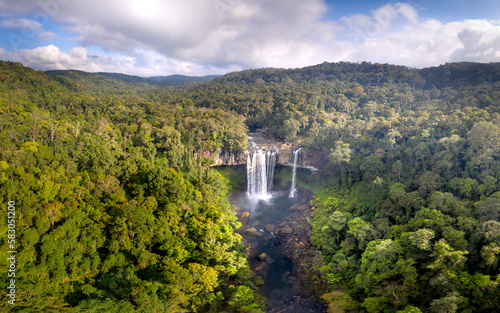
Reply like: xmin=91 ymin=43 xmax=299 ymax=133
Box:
xmin=275 ymin=166 xmax=326 ymax=195
xmin=215 ymin=165 xmax=247 ymax=193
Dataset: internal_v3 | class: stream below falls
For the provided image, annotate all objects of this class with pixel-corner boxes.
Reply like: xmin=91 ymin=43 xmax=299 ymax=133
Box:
xmin=231 ymin=187 xmax=326 ymax=313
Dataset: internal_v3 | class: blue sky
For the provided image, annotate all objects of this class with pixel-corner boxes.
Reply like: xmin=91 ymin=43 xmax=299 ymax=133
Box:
xmin=0 ymin=0 xmax=499 ymax=76
xmin=324 ymin=0 xmax=500 ymax=21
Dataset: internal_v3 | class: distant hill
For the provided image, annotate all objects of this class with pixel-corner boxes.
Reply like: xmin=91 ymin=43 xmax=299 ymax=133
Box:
xmin=148 ymin=74 xmax=220 ymax=86
xmin=45 ymin=70 xmax=218 ymax=87
xmin=96 ymin=72 xmax=219 ymax=86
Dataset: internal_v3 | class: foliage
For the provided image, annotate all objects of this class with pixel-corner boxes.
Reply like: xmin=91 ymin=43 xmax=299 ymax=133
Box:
xmin=2 ymin=59 xmax=500 ymax=312
xmin=0 ymin=61 xmax=258 ymax=312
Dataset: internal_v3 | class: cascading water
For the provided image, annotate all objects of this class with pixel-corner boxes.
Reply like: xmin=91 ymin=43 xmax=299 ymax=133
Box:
xmin=289 ymin=147 xmax=302 ymax=198
xmin=247 ymin=149 xmax=277 ymax=200
xmin=266 ymin=150 xmax=277 ymax=193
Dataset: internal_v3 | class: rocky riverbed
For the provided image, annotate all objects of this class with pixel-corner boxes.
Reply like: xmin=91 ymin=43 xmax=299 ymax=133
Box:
xmin=233 ymin=191 xmax=327 ymax=312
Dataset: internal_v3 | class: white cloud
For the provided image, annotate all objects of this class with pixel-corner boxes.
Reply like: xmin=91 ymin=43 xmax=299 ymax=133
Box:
xmin=1 ymin=17 xmax=42 ymax=30
xmin=0 ymin=44 xmax=239 ymax=76
xmin=0 ymin=17 xmax=57 ymax=43
xmin=1 ymin=1 xmax=500 ymax=75
xmin=343 ymin=18 xmax=500 ymax=67
xmin=450 ymin=20 xmax=500 ymax=62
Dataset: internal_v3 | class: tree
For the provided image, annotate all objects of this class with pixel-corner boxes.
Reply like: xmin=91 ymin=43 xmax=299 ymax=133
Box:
xmin=418 ymin=171 xmax=444 ymax=198
xmin=474 ymin=197 xmax=500 ymax=223
xmin=428 ymin=292 xmax=463 ymax=313
xmin=282 ymin=118 xmax=301 ymax=140
xmin=227 ymin=285 xmax=264 ymax=313
xmin=346 ymin=217 xmax=376 ymax=251
xmin=393 ymin=160 xmax=403 ymax=181
xmin=402 ymin=228 xmax=435 ymax=251
xmin=328 ymin=140 xmax=351 ymax=165
xmin=466 ymin=121 xmax=500 ymax=175
xmin=329 ymin=211 xmax=349 ymax=245
xmin=427 ymin=239 xmax=469 ymax=291
xmin=360 ymin=154 xmax=385 ymax=181
xmin=356 ymin=239 xmax=417 ymax=308
xmin=481 ymin=243 xmax=500 ymax=270
xmin=328 ymin=140 xmax=352 ymax=186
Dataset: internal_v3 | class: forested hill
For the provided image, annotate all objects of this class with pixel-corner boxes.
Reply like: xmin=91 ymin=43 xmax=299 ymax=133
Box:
xmin=0 ymin=61 xmax=259 ymax=312
xmin=212 ymin=61 xmax=500 ymax=87
xmin=188 ymin=61 xmax=500 ymax=140
xmin=185 ymin=61 xmax=500 ymax=312
xmin=47 ymin=70 xmax=218 ymax=86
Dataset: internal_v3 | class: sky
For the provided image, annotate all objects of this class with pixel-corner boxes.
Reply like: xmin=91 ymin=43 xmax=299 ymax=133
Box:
xmin=0 ymin=0 xmax=499 ymax=76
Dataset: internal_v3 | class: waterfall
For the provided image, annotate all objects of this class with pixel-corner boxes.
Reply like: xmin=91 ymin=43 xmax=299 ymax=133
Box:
xmin=266 ymin=150 xmax=277 ymax=192
xmin=247 ymin=149 xmax=277 ymax=200
xmin=289 ymin=147 xmax=302 ymax=198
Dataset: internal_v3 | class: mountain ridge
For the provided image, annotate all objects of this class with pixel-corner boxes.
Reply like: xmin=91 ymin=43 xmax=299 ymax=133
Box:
xmin=45 ymin=69 xmax=219 ymax=86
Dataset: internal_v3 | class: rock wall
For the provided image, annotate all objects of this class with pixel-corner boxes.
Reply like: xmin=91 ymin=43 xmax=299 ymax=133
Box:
xmin=213 ymin=147 xmax=246 ymax=166
xmin=275 ymin=147 xmax=326 ymax=170
xmin=205 ymin=146 xmax=326 ymax=170
xmin=204 ymin=129 xmax=327 ymax=170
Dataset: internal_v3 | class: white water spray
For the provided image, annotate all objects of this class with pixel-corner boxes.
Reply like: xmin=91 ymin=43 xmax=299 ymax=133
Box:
xmin=247 ymin=149 xmax=277 ymax=200
xmin=289 ymin=147 xmax=302 ymax=198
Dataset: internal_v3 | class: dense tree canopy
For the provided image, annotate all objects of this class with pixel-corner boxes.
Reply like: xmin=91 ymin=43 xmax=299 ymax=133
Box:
xmin=0 ymin=61 xmax=262 ymax=312
xmin=182 ymin=61 xmax=500 ymax=312
xmin=1 ymin=60 xmax=500 ymax=312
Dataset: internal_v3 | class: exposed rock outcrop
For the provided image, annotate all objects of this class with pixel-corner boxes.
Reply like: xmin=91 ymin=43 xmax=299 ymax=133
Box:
xmin=214 ymin=147 xmax=246 ymax=166
xmin=205 ymin=129 xmax=326 ymax=169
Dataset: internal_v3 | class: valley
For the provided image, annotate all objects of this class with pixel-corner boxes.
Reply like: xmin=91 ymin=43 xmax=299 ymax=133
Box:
xmin=0 ymin=60 xmax=499 ymax=312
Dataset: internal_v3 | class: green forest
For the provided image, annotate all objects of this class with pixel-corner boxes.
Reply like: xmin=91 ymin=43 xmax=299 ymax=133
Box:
xmin=1 ymin=60 xmax=500 ymax=312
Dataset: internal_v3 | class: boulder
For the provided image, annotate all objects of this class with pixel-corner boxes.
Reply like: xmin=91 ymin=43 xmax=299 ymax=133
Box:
xmin=297 ymin=204 xmax=309 ymax=211
xmin=251 ymin=220 xmax=261 ymax=226
xmin=265 ymin=224 xmax=276 ymax=232
xmin=240 ymin=211 xmax=250 ymax=224
xmin=289 ymin=204 xmax=299 ymax=211
xmin=281 ymin=226 xmax=293 ymax=234
xmin=244 ymin=228 xmax=262 ymax=237
xmin=264 ymin=255 xmax=275 ymax=264
xmin=282 ymin=271 xmax=291 ymax=284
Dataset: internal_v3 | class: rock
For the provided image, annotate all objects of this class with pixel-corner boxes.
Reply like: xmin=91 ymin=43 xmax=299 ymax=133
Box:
xmin=251 ymin=220 xmax=261 ymax=226
xmin=282 ymin=271 xmax=291 ymax=284
xmin=258 ymin=253 xmax=267 ymax=262
xmin=279 ymin=221 xmax=287 ymax=227
xmin=297 ymin=204 xmax=309 ymax=211
xmin=244 ymin=228 xmax=262 ymax=237
xmin=241 ymin=237 xmax=248 ymax=245
xmin=281 ymin=227 xmax=293 ymax=234
xmin=264 ymin=255 xmax=275 ymax=264
xmin=265 ymin=224 xmax=276 ymax=232
xmin=289 ymin=204 xmax=299 ymax=211
xmin=240 ymin=211 xmax=250 ymax=224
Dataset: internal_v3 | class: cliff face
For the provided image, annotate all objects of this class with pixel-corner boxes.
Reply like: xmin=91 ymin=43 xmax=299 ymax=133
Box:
xmin=207 ymin=130 xmax=326 ymax=170
xmin=280 ymin=148 xmax=326 ymax=170
xmin=212 ymin=148 xmax=246 ymax=166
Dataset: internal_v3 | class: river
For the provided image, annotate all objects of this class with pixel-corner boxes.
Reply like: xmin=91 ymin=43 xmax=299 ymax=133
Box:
xmin=229 ymin=165 xmax=326 ymax=313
